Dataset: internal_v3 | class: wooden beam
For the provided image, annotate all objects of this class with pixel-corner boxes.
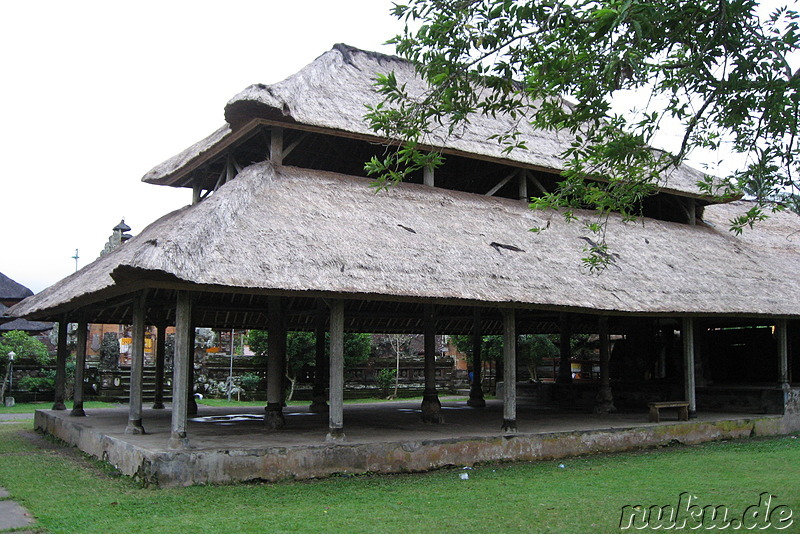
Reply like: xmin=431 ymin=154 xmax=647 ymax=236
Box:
xmin=501 ymin=308 xmax=517 ymax=433
xmin=327 ymin=300 xmax=345 ymax=442
xmin=169 ymin=291 xmax=192 ymax=449
xmin=281 ymin=132 xmax=310 ymax=160
xmin=777 ymin=319 xmax=789 ymax=387
xmin=125 ymin=291 xmax=147 ymax=434
xmin=71 ymin=317 xmax=87 ymax=416
xmin=682 ymin=317 xmax=697 ymax=417
xmin=485 ymin=169 xmax=518 ymax=197
xmin=270 ymin=127 xmax=284 ymax=165
xmin=52 ymin=318 xmax=68 ymax=410
xmin=527 ymin=172 xmax=548 ymax=195
xmin=423 ymin=165 xmax=434 ymax=187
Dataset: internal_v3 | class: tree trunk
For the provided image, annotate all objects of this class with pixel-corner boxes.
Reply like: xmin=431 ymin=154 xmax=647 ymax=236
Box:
xmin=392 ymin=341 xmax=400 ymax=399
xmin=286 ymin=374 xmax=296 ymax=402
xmin=0 ymin=363 xmax=8 ymax=401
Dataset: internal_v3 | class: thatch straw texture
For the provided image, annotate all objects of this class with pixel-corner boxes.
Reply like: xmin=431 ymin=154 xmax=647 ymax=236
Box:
xmin=144 ymin=44 xmax=710 ymax=198
xmin=13 ymin=162 xmax=800 ymax=320
xmin=0 ymin=272 xmax=33 ymax=301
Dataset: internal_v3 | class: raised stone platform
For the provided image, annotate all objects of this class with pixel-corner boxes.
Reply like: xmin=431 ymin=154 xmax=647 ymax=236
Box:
xmin=34 ymin=398 xmax=800 ymax=487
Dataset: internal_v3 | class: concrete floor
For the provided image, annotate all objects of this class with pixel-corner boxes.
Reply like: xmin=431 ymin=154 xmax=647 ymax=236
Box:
xmin=44 ymin=399 xmax=757 ymax=450
xmin=34 ymin=399 xmax=792 ymax=486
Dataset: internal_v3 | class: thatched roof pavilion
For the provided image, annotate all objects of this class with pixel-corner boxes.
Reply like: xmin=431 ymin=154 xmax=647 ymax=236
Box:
xmin=8 ymin=44 xmax=799 ymax=459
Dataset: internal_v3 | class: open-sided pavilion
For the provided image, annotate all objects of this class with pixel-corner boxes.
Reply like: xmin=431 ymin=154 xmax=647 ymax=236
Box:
xmin=11 ymin=45 xmax=800 ymax=485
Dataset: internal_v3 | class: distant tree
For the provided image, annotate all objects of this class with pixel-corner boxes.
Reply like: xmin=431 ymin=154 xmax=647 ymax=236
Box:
xmin=376 ymin=333 xmax=419 ymax=398
xmin=246 ymin=330 xmax=372 ymax=400
xmin=452 ymin=333 xmax=559 ymax=380
xmin=0 ymin=330 xmax=52 ymax=401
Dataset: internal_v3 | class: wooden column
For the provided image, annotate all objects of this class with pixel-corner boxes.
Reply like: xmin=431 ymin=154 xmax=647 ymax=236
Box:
xmin=518 ymin=172 xmax=528 ymax=201
xmin=169 ymin=291 xmax=192 ymax=449
xmin=682 ymin=317 xmax=697 ymax=418
xmin=187 ymin=326 xmax=197 ymax=415
xmin=327 ymin=300 xmax=345 ymax=442
xmin=309 ymin=304 xmax=329 ymax=413
xmin=423 ymin=165 xmax=434 ymax=187
xmin=270 ymin=127 xmax=284 ymax=165
xmin=594 ymin=316 xmax=616 ymax=414
xmin=777 ymin=319 xmax=789 ymax=388
xmin=265 ymin=296 xmax=286 ymax=429
xmin=556 ymin=313 xmax=573 ymax=384
xmin=125 ymin=291 xmax=146 ymax=434
xmin=52 ymin=318 xmax=68 ymax=410
xmin=70 ymin=318 xmax=87 ymax=416
xmin=152 ymin=323 xmax=167 ymax=409
xmin=467 ymin=308 xmax=486 ymax=407
xmin=501 ymin=309 xmax=517 ymax=433
xmin=421 ymin=304 xmax=443 ymax=423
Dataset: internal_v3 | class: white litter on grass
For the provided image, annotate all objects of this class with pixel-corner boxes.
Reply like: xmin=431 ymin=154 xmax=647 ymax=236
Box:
xmin=557 ymin=463 xmax=566 ymax=469
xmin=459 ymin=473 xmax=469 ymax=480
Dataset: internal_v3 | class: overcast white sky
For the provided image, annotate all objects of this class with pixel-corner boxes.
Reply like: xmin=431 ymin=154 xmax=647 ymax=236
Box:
xmin=1 ymin=1 xmax=401 ymax=293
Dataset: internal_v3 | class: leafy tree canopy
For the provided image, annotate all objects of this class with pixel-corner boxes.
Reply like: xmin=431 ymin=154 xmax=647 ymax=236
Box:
xmin=246 ymin=330 xmax=372 ymax=371
xmin=366 ymin=0 xmax=800 ymax=268
xmin=0 ymin=330 xmax=51 ymax=365
xmin=451 ymin=333 xmax=558 ymax=365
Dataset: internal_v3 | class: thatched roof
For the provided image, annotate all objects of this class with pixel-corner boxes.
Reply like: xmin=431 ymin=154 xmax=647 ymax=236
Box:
xmin=143 ymin=44 xmax=711 ymax=199
xmin=12 ymin=162 xmax=800 ymax=322
xmin=0 ymin=317 xmax=52 ymax=333
xmin=0 ymin=272 xmax=33 ymax=302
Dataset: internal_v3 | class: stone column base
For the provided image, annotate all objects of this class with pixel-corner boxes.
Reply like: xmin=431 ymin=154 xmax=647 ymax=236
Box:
xmin=264 ymin=403 xmax=285 ymax=430
xmin=593 ymin=386 xmax=616 ymax=414
xmin=124 ymin=419 xmax=145 ymax=435
xmin=421 ymin=391 xmax=444 ymax=423
xmin=467 ymin=383 xmax=486 ymax=407
xmin=309 ymin=386 xmax=329 ymax=413
xmin=326 ymin=427 xmax=346 ymax=443
xmin=70 ymin=406 xmax=86 ymax=417
xmin=168 ymin=432 xmax=190 ymax=450
xmin=501 ymin=418 xmax=517 ymax=434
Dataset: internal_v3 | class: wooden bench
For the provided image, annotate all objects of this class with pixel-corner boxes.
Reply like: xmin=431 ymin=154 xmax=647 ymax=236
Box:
xmin=648 ymin=401 xmax=690 ymax=423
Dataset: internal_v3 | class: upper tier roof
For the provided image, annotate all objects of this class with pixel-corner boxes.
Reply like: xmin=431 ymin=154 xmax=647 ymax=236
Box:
xmin=143 ymin=44 xmax=713 ymax=200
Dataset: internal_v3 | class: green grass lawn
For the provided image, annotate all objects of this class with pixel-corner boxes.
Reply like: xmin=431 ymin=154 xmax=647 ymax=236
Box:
xmin=0 ymin=400 xmax=121 ymax=415
xmin=0 ymin=421 xmax=796 ymax=533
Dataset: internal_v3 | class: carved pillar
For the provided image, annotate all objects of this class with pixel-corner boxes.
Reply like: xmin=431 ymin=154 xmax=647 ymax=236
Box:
xmin=310 ymin=303 xmax=329 ymax=413
xmin=556 ymin=313 xmax=573 ymax=384
xmin=421 ymin=304 xmax=443 ymax=423
xmin=187 ymin=325 xmax=197 ymax=415
xmin=169 ymin=291 xmax=192 ymax=449
xmin=682 ymin=317 xmax=697 ymax=418
xmin=71 ymin=318 xmax=87 ymax=416
xmin=125 ymin=291 xmax=146 ymax=434
xmin=467 ymin=308 xmax=486 ymax=407
xmin=152 ymin=323 xmax=167 ymax=409
xmin=594 ymin=316 xmax=616 ymax=414
xmin=265 ymin=296 xmax=286 ymax=429
xmin=327 ymin=300 xmax=346 ymax=442
xmin=52 ymin=318 xmax=68 ymax=410
xmin=501 ymin=309 xmax=517 ymax=433
xmin=777 ymin=319 xmax=789 ymax=389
